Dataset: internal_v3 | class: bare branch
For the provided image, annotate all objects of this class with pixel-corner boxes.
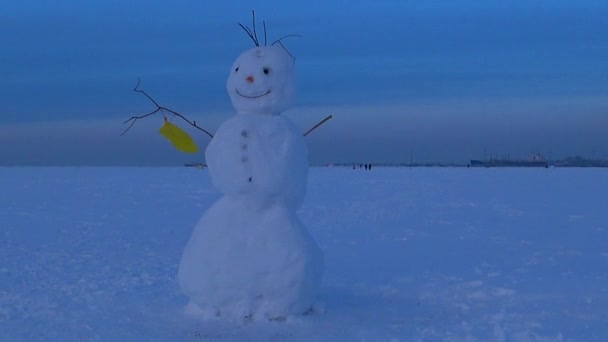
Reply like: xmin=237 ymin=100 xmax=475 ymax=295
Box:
xmin=276 ymin=41 xmax=295 ymax=61
xmin=121 ymin=79 xmax=214 ymax=138
xmin=272 ymin=35 xmax=301 ymax=62
xmin=132 ymin=78 xmax=161 ymax=108
xmin=303 ymin=115 xmax=333 ymax=137
xmin=263 ymin=21 xmax=267 ymax=46
xmin=238 ymin=23 xmax=258 ymax=46
xmin=251 ymin=10 xmax=259 ymax=46
xmin=121 ymin=107 xmax=161 ymax=136
xmin=271 ymin=34 xmax=302 ymax=46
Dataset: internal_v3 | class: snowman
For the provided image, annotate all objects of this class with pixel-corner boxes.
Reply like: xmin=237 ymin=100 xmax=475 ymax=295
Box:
xmin=178 ymin=26 xmax=324 ymax=320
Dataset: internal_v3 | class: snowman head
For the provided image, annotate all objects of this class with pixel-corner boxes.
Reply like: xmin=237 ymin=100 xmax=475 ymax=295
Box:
xmin=227 ymin=45 xmax=295 ymax=115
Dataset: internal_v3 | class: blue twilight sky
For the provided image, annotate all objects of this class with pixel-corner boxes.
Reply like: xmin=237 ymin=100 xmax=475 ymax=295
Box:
xmin=1 ymin=0 xmax=607 ymax=165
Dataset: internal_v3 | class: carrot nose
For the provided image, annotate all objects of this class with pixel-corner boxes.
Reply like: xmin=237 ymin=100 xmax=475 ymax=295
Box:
xmin=246 ymin=75 xmax=255 ymax=83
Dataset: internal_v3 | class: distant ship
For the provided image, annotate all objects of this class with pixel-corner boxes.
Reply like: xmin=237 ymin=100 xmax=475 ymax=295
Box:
xmin=553 ymin=156 xmax=608 ymax=167
xmin=470 ymin=153 xmax=548 ymax=168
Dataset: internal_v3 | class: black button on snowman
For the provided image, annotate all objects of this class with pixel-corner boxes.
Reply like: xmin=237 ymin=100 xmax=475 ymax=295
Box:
xmin=178 ymin=19 xmax=323 ymax=321
xmin=240 ymin=129 xmax=252 ymax=181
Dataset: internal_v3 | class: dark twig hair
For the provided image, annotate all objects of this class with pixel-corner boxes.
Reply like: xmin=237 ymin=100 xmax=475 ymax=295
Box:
xmin=276 ymin=41 xmax=294 ymax=60
xmin=263 ymin=21 xmax=267 ymax=46
xmin=271 ymin=34 xmax=302 ymax=46
xmin=238 ymin=12 xmax=300 ymax=60
xmin=252 ymin=11 xmax=258 ymax=46
xmin=272 ymin=34 xmax=301 ymax=62
xmin=237 ymin=10 xmax=260 ymax=46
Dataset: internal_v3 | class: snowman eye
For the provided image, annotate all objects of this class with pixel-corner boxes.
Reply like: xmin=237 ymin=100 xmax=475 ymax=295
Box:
xmin=263 ymin=67 xmax=271 ymax=75
xmin=235 ymin=67 xmax=240 ymax=72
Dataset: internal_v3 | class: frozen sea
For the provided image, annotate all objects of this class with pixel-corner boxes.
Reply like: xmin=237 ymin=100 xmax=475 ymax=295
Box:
xmin=1 ymin=167 xmax=607 ymax=341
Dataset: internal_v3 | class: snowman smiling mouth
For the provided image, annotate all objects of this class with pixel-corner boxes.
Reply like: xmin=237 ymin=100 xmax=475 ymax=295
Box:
xmin=235 ymin=89 xmax=271 ymax=99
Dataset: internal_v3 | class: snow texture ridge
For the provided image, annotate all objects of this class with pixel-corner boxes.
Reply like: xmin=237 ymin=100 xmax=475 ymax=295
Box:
xmin=1 ymin=167 xmax=608 ymax=340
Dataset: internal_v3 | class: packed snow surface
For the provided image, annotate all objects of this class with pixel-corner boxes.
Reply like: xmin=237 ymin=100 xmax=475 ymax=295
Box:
xmin=1 ymin=167 xmax=607 ymax=340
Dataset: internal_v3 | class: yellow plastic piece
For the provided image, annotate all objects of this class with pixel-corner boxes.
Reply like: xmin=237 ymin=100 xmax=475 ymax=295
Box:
xmin=159 ymin=119 xmax=199 ymax=153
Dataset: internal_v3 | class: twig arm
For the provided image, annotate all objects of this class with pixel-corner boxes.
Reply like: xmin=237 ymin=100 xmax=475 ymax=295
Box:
xmin=121 ymin=79 xmax=214 ymax=138
xmin=303 ymin=115 xmax=333 ymax=137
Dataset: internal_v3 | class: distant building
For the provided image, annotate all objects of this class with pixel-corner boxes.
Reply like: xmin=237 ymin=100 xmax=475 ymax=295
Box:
xmin=470 ymin=153 xmax=548 ymax=168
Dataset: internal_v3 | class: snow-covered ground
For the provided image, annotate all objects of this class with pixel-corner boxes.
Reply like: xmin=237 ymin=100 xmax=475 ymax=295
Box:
xmin=1 ymin=167 xmax=607 ymax=341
